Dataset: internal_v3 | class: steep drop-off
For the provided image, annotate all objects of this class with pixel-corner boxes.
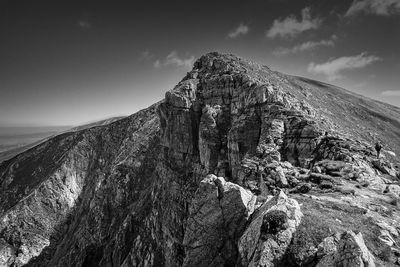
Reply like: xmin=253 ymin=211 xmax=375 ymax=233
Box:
xmin=1 ymin=52 xmax=400 ymax=266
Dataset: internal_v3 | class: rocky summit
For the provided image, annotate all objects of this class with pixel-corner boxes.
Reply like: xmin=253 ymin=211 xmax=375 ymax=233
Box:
xmin=1 ymin=52 xmax=400 ymax=267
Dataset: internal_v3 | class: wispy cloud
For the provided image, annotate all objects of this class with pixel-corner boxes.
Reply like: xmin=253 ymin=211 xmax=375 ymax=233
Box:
xmin=273 ymin=35 xmax=337 ymax=55
xmin=154 ymin=51 xmax=195 ymax=69
xmin=266 ymin=7 xmax=321 ymax=39
xmin=381 ymin=90 xmax=400 ymax=96
xmin=228 ymin=23 xmax=249 ymax=39
xmin=307 ymin=52 xmax=381 ymax=81
xmin=140 ymin=50 xmax=154 ymax=61
xmin=346 ymin=0 xmax=400 ymax=16
xmin=77 ymin=20 xmax=91 ymax=30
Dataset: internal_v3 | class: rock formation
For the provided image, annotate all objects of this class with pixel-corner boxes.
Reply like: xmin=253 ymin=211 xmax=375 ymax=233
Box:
xmin=1 ymin=52 xmax=400 ymax=266
xmin=316 ymin=231 xmax=375 ymax=267
xmin=183 ymin=174 xmax=256 ymax=266
xmin=238 ymin=190 xmax=302 ymax=266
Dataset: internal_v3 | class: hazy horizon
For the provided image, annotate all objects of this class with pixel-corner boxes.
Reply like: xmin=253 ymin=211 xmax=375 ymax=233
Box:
xmin=0 ymin=115 xmax=126 ymax=128
xmin=1 ymin=0 xmax=399 ymax=127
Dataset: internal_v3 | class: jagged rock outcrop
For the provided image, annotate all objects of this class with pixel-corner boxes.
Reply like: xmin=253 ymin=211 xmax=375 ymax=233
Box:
xmin=183 ymin=174 xmax=256 ymax=266
xmin=316 ymin=231 xmax=375 ymax=267
xmin=238 ymin=191 xmax=302 ymax=266
xmin=0 ymin=52 xmax=400 ymax=266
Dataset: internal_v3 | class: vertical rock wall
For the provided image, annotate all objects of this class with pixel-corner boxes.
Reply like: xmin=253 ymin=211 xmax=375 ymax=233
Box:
xmin=154 ymin=52 xmax=324 ymax=265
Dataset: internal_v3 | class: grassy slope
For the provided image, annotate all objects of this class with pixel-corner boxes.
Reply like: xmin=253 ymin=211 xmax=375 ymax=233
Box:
xmin=280 ymin=74 xmax=400 ymax=162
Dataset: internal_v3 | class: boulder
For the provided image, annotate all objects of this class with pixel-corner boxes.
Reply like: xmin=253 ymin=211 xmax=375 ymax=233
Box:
xmin=183 ymin=175 xmax=256 ymax=266
xmin=320 ymin=180 xmax=334 ymax=189
xmin=384 ymin=184 xmax=400 ymax=197
xmin=316 ymin=231 xmax=375 ymax=267
xmin=0 ymin=239 xmax=16 ymax=267
xmin=316 ymin=234 xmax=340 ymax=258
xmin=372 ymin=159 xmax=397 ymax=177
xmin=238 ymin=191 xmax=302 ymax=266
xmin=289 ymin=183 xmax=312 ymax=194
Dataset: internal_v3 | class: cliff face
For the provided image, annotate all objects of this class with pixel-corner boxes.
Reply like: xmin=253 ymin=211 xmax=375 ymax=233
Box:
xmin=0 ymin=104 xmax=161 ymax=266
xmin=1 ymin=52 xmax=400 ymax=267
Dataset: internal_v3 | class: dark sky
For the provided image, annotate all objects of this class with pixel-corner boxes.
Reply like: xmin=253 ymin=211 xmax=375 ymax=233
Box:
xmin=1 ymin=0 xmax=399 ymax=126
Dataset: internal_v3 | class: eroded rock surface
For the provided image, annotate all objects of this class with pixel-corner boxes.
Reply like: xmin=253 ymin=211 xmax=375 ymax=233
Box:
xmin=316 ymin=231 xmax=375 ymax=267
xmin=183 ymin=174 xmax=255 ymax=266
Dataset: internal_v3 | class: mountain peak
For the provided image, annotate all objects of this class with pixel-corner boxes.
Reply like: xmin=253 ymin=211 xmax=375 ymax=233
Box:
xmin=191 ymin=51 xmax=271 ymax=79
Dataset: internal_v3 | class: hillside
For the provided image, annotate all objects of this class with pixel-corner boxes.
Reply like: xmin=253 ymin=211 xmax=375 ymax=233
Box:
xmin=0 ymin=118 xmax=126 ymax=164
xmin=66 ymin=116 xmax=126 ymax=132
xmin=0 ymin=127 xmax=71 ymax=163
xmin=0 ymin=52 xmax=399 ymax=266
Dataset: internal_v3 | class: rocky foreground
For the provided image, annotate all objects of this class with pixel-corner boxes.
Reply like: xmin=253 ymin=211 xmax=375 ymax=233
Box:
xmin=1 ymin=52 xmax=400 ymax=266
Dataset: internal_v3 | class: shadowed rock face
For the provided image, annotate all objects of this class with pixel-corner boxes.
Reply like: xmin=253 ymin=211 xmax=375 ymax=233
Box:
xmin=0 ymin=105 xmax=162 ymax=266
xmin=182 ymin=175 xmax=256 ymax=266
xmin=1 ymin=52 xmax=400 ymax=266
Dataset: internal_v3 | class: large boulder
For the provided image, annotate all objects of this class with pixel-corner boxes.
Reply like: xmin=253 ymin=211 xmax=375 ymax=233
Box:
xmin=183 ymin=175 xmax=256 ymax=266
xmin=372 ymin=159 xmax=397 ymax=177
xmin=238 ymin=191 xmax=302 ymax=266
xmin=316 ymin=231 xmax=375 ymax=267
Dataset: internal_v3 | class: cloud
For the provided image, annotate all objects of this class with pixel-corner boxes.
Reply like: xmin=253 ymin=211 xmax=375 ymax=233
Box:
xmin=77 ymin=20 xmax=92 ymax=29
xmin=381 ymin=90 xmax=400 ymax=96
xmin=140 ymin=50 xmax=154 ymax=61
xmin=346 ymin=0 xmax=400 ymax=16
xmin=266 ymin=7 xmax=321 ymax=38
xmin=307 ymin=52 xmax=381 ymax=81
xmin=77 ymin=14 xmax=92 ymax=30
xmin=273 ymin=35 xmax=337 ymax=55
xmin=228 ymin=23 xmax=249 ymax=39
xmin=154 ymin=51 xmax=195 ymax=69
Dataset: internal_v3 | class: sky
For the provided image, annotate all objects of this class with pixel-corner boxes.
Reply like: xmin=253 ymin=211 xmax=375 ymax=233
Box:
xmin=0 ymin=0 xmax=399 ymax=126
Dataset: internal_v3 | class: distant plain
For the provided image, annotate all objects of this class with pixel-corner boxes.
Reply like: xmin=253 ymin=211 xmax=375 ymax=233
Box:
xmin=0 ymin=116 xmax=125 ymax=163
xmin=0 ymin=126 xmax=71 ymax=163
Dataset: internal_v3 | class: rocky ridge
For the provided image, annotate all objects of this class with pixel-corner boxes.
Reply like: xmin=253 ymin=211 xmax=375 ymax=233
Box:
xmin=0 ymin=52 xmax=400 ymax=266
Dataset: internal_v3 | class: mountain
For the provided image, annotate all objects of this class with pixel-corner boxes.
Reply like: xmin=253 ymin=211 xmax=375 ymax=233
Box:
xmin=0 ymin=52 xmax=399 ymax=266
xmin=66 ymin=116 xmax=126 ymax=132
xmin=0 ymin=118 xmax=126 ymax=164
xmin=0 ymin=126 xmax=72 ymax=163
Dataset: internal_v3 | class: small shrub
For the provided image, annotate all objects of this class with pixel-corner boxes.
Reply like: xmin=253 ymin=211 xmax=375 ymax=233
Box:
xmin=261 ymin=210 xmax=288 ymax=237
